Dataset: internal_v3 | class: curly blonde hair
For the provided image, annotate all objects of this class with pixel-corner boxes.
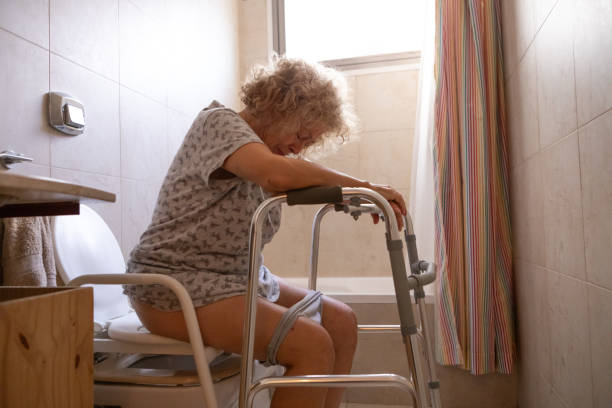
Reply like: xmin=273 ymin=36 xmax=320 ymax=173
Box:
xmin=240 ymin=56 xmax=356 ymax=154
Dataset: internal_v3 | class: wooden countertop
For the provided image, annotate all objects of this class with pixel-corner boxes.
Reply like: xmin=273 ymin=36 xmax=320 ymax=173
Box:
xmin=0 ymin=171 xmax=116 ymax=217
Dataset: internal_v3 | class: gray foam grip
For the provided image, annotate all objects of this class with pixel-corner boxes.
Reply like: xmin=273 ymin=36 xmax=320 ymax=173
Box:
xmin=286 ymin=186 xmax=343 ymax=206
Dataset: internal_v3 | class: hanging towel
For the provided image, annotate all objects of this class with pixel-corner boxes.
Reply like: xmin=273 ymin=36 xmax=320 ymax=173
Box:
xmin=1 ymin=217 xmax=57 ymax=286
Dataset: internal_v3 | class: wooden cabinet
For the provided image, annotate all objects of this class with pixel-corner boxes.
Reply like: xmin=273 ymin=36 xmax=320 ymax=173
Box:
xmin=0 ymin=287 xmax=93 ymax=408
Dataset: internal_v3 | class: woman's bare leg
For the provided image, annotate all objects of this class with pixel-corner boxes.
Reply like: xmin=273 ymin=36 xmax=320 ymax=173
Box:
xmin=275 ymin=279 xmax=358 ymax=408
xmin=133 ymin=295 xmax=335 ymax=408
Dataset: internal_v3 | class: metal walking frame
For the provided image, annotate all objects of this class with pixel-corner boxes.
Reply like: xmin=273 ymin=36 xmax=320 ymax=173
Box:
xmin=239 ymin=186 xmax=442 ymax=408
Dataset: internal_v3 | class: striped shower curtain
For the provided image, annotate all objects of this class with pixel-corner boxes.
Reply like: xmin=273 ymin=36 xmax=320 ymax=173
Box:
xmin=433 ymin=0 xmax=514 ymax=374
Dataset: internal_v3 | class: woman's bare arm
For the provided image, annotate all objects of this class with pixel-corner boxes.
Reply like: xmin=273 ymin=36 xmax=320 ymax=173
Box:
xmin=223 ymin=142 xmax=406 ymax=228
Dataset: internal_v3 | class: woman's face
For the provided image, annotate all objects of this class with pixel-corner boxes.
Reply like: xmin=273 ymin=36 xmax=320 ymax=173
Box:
xmin=264 ymin=125 xmax=325 ymax=156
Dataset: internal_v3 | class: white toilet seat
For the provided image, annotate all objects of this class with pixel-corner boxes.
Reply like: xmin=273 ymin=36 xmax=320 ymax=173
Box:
xmin=107 ymin=312 xmax=223 ymax=361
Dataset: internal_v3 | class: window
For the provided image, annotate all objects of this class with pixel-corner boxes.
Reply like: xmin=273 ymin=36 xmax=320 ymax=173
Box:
xmin=272 ymin=0 xmax=425 ymax=70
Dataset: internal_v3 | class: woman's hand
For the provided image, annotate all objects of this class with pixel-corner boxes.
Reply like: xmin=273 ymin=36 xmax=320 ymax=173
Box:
xmin=368 ymin=183 xmax=407 ymax=231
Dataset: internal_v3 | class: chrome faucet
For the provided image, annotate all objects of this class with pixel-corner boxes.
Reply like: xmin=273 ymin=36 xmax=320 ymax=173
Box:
xmin=0 ymin=150 xmax=33 ymax=169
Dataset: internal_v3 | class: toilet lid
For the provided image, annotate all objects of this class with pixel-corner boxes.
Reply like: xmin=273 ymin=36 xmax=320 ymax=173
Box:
xmin=53 ymin=204 xmax=131 ymax=325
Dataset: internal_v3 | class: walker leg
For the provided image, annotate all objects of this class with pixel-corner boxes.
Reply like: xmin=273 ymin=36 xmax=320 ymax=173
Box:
xmin=404 ymin=333 xmax=428 ymax=407
xmin=416 ymin=298 xmax=442 ymax=408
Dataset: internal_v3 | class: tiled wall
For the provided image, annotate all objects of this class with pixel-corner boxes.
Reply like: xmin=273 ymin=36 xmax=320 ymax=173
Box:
xmin=502 ymin=0 xmax=612 ymax=407
xmin=239 ymin=0 xmax=419 ymax=278
xmin=0 ymin=0 xmax=241 ymax=259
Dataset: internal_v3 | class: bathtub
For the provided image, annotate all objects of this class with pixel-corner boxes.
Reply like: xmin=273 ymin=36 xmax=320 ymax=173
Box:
xmin=283 ymin=276 xmax=435 ymax=304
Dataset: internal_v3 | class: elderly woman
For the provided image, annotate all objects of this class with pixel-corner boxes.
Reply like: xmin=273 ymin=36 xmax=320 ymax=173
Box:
xmin=125 ymin=57 xmax=406 ymax=408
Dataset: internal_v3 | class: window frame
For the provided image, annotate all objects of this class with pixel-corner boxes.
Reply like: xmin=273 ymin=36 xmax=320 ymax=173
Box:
xmin=271 ymin=0 xmax=421 ymax=70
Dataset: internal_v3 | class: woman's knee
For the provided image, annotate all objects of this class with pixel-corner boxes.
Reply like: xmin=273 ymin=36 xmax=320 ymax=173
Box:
xmin=276 ymin=319 xmax=336 ymax=373
xmin=324 ymin=300 xmax=358 ymax=352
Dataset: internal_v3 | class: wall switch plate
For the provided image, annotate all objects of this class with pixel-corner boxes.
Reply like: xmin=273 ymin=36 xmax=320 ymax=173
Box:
xmin=48 ymin=91 xmax=85 ymax=135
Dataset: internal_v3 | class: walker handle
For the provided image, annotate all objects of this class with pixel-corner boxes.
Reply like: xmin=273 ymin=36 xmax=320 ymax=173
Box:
xmin=286 ymin=186 xmax=343 ymax=206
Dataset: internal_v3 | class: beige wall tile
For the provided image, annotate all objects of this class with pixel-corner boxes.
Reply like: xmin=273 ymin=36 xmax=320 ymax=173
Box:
xmin=533 ymin=265 xmax=553 ymax=384
xmin=349 ymin=303 xmax=399 ymax=325
xmin=166 ymin=1 xmax=240 ymax=116
xmin=515 ymin=262 xmax=551 ymax=384
xmin=548 ymin=272 xmax=593 ymax=407
xmin=238 ymin=0 xmax=269 ymax=82
xmin=316 ymin=139 xmax=361 ymax=178
xmin=517 ymin=360 xmax=538 ymax=408
xmin=119 ymin=0 xmax=167 ymax=104
xmin=167 ymin=108 xmax=193 ymax=168
xmin=262 ymin=205 xmax=312 ymax=278
xmin=239 ymin=0 xmax=267 ymax=35
xmin=354 ymin=70 xmax=418 ymax=132
xmin=49 ymin=54 xmax=120 ymax=176
xmin=119 ymin=86 xmax=168 ymax=183
xmin=514 ymin=0 xmax=537 ymax=60
xmin=165 ymin=0 xmax=201 ymax=113
xmin=0 ymin=0 xmax=49 ymax=48
xmin=347 ymin=332 xmax=412 ymax=405
xmin=503 ymin=0 xmax=556 ymax=81
xmin=51 ymin=167 xmax=122 ymax=247
xmin=510 ymin=156 xmax=545 ymax=265
xmin=574 ymin=0 xmax=612 ymax=125
xmin=316 ymin=212 xmax=375 ymax=278
xmin=240 ymin=27 xmax=268 ymax=67
xmin=541 ymin=384 xmax=570 ymax=408
xmin=520 ymin=371 xmax=568 ymax=408
xmin=128 ymin=0 xmax=165 ymax=21
xmin=344 ymin=75 xmax=357 ymax=111
xmin=579 ymin=109 xmax=612 ymax=290
xmin=436 ymin=365 xmax=517 ymax=408
xmin=588 ymin=284 xmax=612 ymax=408
xmin=358 ymin=130 xmax=413 ymax=190
xmin=198 ymin=0 xmax=241 ymax=110
xmin=0 ymin=31 xmax=50 ymax=166
xmin=506 ymin=0 xmax=612 ymax=405
xmin=535 ymin=1 xmax=577 ymax=148
xmin=50 ymin=0 xmax=119 ymax=80
xmin=6 ymin=163 xmax=50 ymax=178
xmin=533 ymin=0 xmax=558 ymax=34
xmin=541 ymin=133 xmax=585 ymax=279
xmin=356 ymin=221 xmax=395 ymax=278
xmin=510 ymin=46 xmax=540 ymax=165
xmin=121 ymin=178 xmax=160 ymax=259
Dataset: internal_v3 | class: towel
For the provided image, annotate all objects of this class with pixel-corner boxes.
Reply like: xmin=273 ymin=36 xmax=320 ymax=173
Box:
xmin=1 ymin=216 xmax=57 ymax=286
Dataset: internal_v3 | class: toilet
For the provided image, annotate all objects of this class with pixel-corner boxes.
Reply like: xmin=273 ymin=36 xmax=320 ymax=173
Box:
xmin=52 ymin=204 xmax=281 ymax=408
